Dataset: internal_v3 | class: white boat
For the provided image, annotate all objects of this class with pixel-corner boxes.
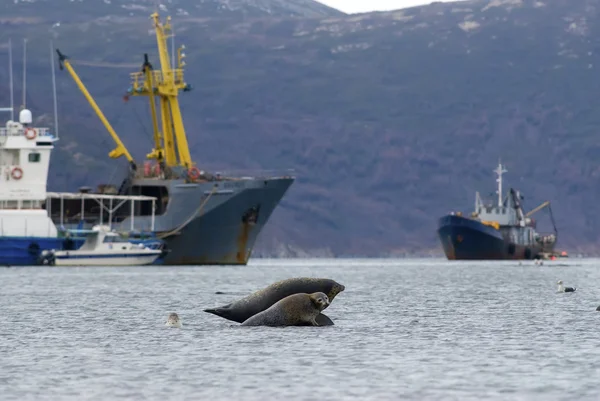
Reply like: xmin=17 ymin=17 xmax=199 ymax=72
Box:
xmin=41 ymin=225 xmax=163 ymax=266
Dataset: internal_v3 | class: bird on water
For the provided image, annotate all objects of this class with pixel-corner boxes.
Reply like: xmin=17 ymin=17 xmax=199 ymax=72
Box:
xmin=557 ymin=280 xmax=576 ymax=293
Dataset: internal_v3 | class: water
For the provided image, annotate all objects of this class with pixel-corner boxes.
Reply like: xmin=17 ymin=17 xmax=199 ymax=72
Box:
xmin=1 ymin=258 xmax=599 ymax=400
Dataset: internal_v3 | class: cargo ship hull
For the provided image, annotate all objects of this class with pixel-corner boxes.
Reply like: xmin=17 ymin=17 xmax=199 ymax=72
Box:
xmin=145 ymin=176 xmax=294 ymax=265
xmin=437 ymin=215 xmax=543 ymax=260
xmin=48 ymin=175 xmax=294 ymax=265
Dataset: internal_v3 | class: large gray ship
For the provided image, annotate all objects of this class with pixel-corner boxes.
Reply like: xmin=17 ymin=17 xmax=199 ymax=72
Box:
xmin=50 ymin=12 xmax=294 ymax=265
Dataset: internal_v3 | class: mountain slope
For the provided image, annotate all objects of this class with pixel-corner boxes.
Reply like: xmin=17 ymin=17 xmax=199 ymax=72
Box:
xmin=1 ymin=0 xmax=600 ymax=256
xmin=2 ymin=0 xmax=343 ymax=21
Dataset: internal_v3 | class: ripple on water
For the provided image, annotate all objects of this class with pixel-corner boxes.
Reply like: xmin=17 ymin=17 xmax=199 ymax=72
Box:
xmin=1 ymin=259 xmax=600 ymax=400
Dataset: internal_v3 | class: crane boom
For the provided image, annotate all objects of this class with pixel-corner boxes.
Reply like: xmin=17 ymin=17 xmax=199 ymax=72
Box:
xmin=525 ymin=201 xmax=551 ymax=218
xmin=55 ymin=49 xmax=134 ymax=164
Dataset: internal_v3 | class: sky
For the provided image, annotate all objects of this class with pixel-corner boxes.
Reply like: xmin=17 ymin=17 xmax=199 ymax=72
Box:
xmin=317 ymin=0 xmax=459 ymax=14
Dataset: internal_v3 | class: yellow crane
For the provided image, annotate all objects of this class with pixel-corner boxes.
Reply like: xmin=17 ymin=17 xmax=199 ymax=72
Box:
xmin=127 ymin=12 xmax=193 ymax=169
xmin=56 ymin=12 xmax=194 ymax=171
xmin=56 ymin=49 xmax=134 ymax=165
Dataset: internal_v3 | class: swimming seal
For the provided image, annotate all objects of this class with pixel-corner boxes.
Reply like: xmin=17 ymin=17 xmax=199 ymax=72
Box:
xmin=203 ymin=277 xmax=345 ymax=326
xmin=165 ymin=312 xmax=182 ymax=328
xmin=241 ymin=292 xmax=330 ymax=327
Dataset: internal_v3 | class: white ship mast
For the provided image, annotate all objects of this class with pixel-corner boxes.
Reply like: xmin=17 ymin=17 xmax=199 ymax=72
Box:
xmin=0 ymin=39 xmax=14 ymax=118
xmin=494 ymin=161 xmax=507 ymax=208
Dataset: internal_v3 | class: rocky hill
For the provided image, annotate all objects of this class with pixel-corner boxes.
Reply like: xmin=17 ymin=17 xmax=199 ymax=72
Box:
xmin=1 ymin=0 xmax=600 ymax=257
xmin=1 ymin=0 xmax=342 ymax=20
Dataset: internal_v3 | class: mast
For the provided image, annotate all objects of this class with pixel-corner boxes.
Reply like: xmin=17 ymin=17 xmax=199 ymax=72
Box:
xmin=493 ymin=161 xmax=507 ymax=207
xmin=127 ymin=12 xmax=193 ymax=169
xmin=0 ymin=40 xmax=14 ymax=118
xmin=50 ymin=41 xmax=59 ymax=139
xmin=22 ymin=38 xmax=27 ymax=109
xmin=8 ymin=38 xmax=14 ymax=121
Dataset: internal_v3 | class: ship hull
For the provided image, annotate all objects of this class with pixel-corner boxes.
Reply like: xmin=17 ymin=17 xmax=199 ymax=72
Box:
xmin=50 ymin=175 xmax=294 ymax=265
xmin=437 ymin=215 xmax=543 ymax=260
xmin=53 ymin=252 xmax=161 ymax=266
xmin=154 ymin=177 xmax=294 ymax=265
xmin=0 ymin=237 xmax=79 ymax=266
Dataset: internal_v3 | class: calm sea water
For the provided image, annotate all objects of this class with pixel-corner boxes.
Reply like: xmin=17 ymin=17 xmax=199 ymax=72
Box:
xmin=1 ymin=258 xmax=600 ymax=400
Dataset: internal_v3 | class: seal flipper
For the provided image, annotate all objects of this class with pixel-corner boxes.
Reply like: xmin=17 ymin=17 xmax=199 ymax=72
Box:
xmin=296 ymin=313 xmax=334 ymax=327
xmin=203 ymin=303 xmax=240 ymax=322
xmin=315 ymin=312 xmax=334 ymax=326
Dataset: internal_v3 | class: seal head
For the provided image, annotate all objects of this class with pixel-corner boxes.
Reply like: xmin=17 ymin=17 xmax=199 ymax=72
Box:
xmin=165 ymin=312 xmax=182 ymax=328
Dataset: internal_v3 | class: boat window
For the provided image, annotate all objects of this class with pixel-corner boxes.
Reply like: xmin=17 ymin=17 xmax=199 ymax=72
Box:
xmin=486 ymin=207 xmax=492 ymax=213
xmin=502 ymin=208 xmax=506 ymax=214
xmin=28 ymin=152 xmax=41 ymax=163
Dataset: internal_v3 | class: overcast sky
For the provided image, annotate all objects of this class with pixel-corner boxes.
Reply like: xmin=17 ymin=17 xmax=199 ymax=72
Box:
xmin=318 ymin=0 xmax=461 ymax=13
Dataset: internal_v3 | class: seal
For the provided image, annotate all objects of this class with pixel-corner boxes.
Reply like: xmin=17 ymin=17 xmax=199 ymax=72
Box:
xmin=203 ymin=277 xmax=345 ymax=326
xmin=165 ymin=312 xmax=182 ymax=328
xmin=241 ymin=292 xmax=330 ymax=327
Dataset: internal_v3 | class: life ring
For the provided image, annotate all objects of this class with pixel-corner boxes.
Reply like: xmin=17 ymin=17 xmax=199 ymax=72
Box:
xmin=188 ymin=166 xmax=201 ymax=180
xmin=11 ymin=167 xmax=23 ymax=180
xmin=24 ymin=128 xmax=37 ymax=140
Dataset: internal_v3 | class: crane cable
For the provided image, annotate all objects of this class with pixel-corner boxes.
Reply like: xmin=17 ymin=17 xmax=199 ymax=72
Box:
xmin=67 ymin=59 xmax=139 ymax=69
xmin=548 ymin=203 xmax=558 ymax=238
xmin=156 ymin=186 xmax=218 ymax=239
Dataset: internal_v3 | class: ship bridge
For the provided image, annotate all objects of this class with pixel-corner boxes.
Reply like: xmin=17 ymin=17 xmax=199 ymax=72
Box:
xmin=472 ymin=163 xmax=528 ymax=228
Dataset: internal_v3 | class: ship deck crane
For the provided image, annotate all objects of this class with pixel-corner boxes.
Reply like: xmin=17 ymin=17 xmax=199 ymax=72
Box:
xmin=55 ymin=12 xmax=195 ymax=174
xmin=126 ymin=12 xmax=193 ymax=170
xmin=56 ymin=49 xmax=135 ymax=169
xmin=525 ymin=201 xmax=550 ymax=218
xmin=526 ymin=200 xmax=558 ymax=237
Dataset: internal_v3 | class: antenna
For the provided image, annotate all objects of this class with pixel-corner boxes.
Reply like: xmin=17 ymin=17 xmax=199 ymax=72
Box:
xmin=22 ymin=38 xmax=27 ymax=108
xmin=494 ymin=161 xmax=507 ymax=207
xmin=8 ymin=38 xmax=14 ymax=121
xmin=50 ymin=40 xmax=59 ymax=139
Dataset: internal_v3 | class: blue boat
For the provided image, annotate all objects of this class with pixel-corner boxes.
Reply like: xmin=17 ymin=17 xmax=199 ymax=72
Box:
xmin=437 ymin=163 xmax=558 ymax=260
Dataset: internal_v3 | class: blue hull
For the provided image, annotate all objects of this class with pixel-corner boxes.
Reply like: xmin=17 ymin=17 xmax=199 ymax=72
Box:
xmin=0 ymin=236 xmax=166 ymax=266
xmin=0 ymin=237 xmax=80 ymax=266
xmin=437 ymin=215 xmax=542 ymax=260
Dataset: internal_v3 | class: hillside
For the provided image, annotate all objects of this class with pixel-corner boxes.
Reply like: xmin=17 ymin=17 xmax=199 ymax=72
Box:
xmin=1 ymin=0 xmax=600 ymax=257
xmin=1 ymin=0 xmax=343 ymax=20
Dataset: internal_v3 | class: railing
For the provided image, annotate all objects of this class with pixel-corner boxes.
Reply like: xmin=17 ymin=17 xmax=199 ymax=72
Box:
xmin=129 ymin=69 xmax=185 ymax=90
xmin=0 ymin=127 xmax=51 ymax=138
xmin=132 ymin=165 xmax=296 ymax=181
xmin=49 ymin=215 xmax=156 ymax=234
xmin=536 ymin=233 xmax=557 ymax=245
xmin=210 ymin=169 xmax=297 ymax=179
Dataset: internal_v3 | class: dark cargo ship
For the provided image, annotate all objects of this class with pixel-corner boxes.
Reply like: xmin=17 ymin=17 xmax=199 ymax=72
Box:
xmin=437 ymin=163 xmax=557 ymax=260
